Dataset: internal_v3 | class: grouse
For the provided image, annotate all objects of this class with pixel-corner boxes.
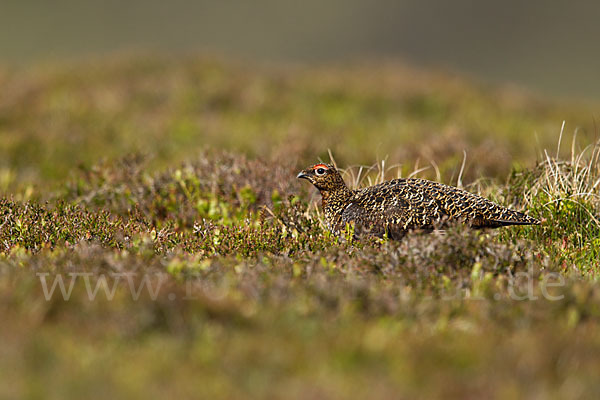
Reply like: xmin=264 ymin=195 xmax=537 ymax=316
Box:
xmin=297 ymin=163 xmax=540 ymax=239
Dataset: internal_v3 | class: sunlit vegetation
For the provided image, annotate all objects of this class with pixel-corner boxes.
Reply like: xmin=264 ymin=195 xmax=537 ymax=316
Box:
xmin=1 ymin=56 xmax=600 ymax=399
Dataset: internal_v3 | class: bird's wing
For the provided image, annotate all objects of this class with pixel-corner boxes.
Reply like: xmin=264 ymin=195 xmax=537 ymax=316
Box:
xmin=341 ymin=180 xmax=446 ymax=238
xmin=345 ymin=178 xmax=538 ymax=234
xmin=421 ymin=180 xmax=540 ymax=227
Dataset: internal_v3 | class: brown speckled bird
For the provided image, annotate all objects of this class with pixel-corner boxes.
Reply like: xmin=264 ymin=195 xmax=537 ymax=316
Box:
xmin=297 ymin=163 xmax=540 ymax=239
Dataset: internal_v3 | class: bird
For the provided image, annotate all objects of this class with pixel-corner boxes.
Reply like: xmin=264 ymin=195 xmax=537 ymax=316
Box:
xmin=297 ymin=163 xmax=540 ymax=240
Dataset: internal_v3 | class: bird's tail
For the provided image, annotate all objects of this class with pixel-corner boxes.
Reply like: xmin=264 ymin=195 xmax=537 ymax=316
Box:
xmin=471 ymin=210 xmax=540 ymax=228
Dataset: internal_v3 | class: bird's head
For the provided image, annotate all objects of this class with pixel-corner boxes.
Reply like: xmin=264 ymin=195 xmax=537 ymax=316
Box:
xmin=297 ymin=163 xmax=347 ymax=192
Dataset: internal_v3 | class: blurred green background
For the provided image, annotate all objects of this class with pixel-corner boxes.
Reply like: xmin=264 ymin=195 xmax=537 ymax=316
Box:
xmin=2 ymin=0 xmax=600 ymax=100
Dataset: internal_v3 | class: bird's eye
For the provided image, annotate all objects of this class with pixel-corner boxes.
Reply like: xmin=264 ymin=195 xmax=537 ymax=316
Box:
xmin=315 ymin=168 xmax=326 ymax=176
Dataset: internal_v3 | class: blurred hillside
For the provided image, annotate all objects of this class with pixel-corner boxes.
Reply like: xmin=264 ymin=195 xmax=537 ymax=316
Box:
xmin=0 ymin=56 xmax=597 ymax=198
xmin=2 ymin=0 xmax=600 ymax=100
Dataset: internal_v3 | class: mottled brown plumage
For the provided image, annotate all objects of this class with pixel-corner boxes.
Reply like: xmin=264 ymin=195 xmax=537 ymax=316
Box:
xmin=297 ymin=163 xmax=540 ymax=239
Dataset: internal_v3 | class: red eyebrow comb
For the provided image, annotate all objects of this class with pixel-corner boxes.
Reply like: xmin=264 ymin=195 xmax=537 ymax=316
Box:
xmin=312 ymin=164 xmax=329 ymax=170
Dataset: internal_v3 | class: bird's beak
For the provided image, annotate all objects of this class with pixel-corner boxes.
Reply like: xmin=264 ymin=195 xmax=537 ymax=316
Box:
xmin=297 ymin=171 xmax=310 ymax=180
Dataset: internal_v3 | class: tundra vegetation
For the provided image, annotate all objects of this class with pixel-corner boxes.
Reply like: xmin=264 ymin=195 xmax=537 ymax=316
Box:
xmin=1 ymin=56 xmax=600 ymax=399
